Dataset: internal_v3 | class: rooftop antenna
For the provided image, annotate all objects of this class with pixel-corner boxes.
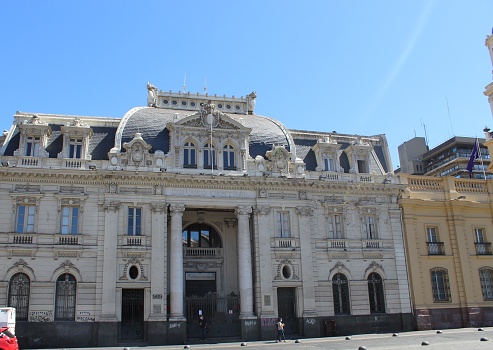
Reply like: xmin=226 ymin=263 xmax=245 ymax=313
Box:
xmin=420 ymin=119 xmax=429 ymax=147
xmin=204 ymin=77 xmax=207 ymax=94
xmin=446 ymin=97 xmax=454 ymax=136
xmin=182 ymin=73 xmax=186 ymax=93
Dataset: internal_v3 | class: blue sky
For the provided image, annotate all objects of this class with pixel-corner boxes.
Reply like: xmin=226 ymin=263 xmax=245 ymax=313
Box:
xmin=1 ymin=1 xmax=492 ymax=170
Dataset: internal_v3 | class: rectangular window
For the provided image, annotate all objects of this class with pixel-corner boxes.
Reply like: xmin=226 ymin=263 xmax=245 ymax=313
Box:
xmin=25 ymin=136 xmax=40 ymax=157
xmin=276 ymin=212 xmax=290 ymax=238
xmin=431 ymin=269 xmax=450 ymax=302
xmin=363 ymin=215 xmax=377 ymax=239
xmin=68 ymin=138 xmax=83 ymax=159
xmin=480 ymin=269 xmax=493 ymax=300
xmin=357 ymin=160 xmax=367 ymax=173
xmin=475 ymin=228 xmax=485 ymax=243
xmin=16 ymin=205 xmax=35 ymax=233
xmin=427 ymin=227 xmax=438 ymax=242
xmin=324 ymin=158 xmax=335 ymax=171
xmin=328 ymin=214 xmax=343 ymax=239
xmin=61 ymin=206 xmax=79 ymax=234
xmin=128 ymin=207 xmax=142 ymax=236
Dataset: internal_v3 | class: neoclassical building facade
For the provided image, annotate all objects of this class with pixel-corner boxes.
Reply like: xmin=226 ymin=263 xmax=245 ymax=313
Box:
xmin=0 ymin=86 xmax=413 ymax=348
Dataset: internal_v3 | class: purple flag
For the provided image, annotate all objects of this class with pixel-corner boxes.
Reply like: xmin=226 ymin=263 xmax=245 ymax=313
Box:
xmin=466 ymin=139 xmax=479 ymax=178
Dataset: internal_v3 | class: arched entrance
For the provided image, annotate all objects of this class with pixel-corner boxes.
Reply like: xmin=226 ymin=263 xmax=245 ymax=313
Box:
xmin=182 ymin=223 xmax=240 ymax=339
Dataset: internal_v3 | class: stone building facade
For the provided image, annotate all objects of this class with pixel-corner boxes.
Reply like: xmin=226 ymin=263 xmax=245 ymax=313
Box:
xmin=399 ymin=174 xmax=493 ymax=330
xmin=0 ymin=86 xmax=413 ymax=348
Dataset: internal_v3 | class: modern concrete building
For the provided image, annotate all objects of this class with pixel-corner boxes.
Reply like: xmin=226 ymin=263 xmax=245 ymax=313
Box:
xmin=0 ymin=85 xmax=413 ymax=348
xmin=399 ymin=174 xmax=493 ymax=330
xmin=397 ymin=136 xmax=491 ymax=179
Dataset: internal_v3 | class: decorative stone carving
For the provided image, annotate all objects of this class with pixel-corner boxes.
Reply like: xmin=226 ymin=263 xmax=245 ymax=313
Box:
xmin=246 ymin=91 xmax=256 ymax=115
xmin=122 ymin=133 xmax=152 ymax=168
xmin=296 ymin=206 xmax=313 ymax=217
xmin=147 ymin=83 xmax=157 ymax=107
xmin=150 ymin=202 xmax=167 ymax=213
xmin=254 ymin=206 xmax=271 ymax=216
xmin=169 ymin=204 xmax=185 ymax=215
xmin=266 ymin=146 xmax=291 ymax=173
xmin=235 ymin=206 xmax=252 ymax=217
xmin=103 ymin=201 xmax=120 ymax=213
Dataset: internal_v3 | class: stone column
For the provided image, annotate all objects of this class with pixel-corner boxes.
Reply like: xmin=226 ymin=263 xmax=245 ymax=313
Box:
xmin=100 ymin=200 xmax=120 ymax=321
xmin=149 ymin=202 xmax=167 ymax=320
xmin=297 ymin=206 xmax=317 ymax=317
xmin=169 ymin=204 xmax=185 ymax=320
xmin=236 ymin=205 xmax=254 ymax=318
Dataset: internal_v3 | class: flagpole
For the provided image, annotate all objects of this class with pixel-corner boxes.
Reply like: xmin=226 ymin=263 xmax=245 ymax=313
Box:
xmin=477 ymin=137 xmax=486 ymax=179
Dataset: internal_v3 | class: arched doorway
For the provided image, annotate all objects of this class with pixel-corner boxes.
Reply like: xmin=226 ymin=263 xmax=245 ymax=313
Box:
xmin=182 ymin=223 xmax=240 ymax=338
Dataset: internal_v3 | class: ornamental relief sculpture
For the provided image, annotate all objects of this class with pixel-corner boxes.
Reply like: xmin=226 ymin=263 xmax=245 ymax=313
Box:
xmin=266 ymin=146 xmax=291 ymax=173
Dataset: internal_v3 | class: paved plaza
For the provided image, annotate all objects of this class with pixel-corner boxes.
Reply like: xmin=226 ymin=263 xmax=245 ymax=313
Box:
xmin=39 ymin=327 xmax=493 ymax=350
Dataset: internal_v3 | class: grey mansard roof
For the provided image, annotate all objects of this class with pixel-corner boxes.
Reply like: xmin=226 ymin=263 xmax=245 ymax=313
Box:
xmin=118 ymin=107 xmax=292 ymax=159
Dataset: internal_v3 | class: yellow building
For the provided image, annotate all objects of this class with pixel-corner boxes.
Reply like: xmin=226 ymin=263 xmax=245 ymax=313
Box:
xmin=399 ymin=174 xmax=493 ymax=330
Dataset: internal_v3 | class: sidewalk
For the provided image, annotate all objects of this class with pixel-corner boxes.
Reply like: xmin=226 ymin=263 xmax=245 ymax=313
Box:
xmin=30 ymin=327 xmax=493 ymax=350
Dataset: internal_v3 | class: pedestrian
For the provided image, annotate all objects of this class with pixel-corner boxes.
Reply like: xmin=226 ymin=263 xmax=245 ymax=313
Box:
xmin=199 ymin=315 xmax=208 ymax=342
xmin=276 ymin=317 xmax=286 ymax=342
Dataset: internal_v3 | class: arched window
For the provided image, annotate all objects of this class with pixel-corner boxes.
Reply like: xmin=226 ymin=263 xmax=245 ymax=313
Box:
xmin=203 ymin=143 xmax=216 ymax=169
xmin=367 ymin=272 xmax=385 ymax=313
xmin=223 ymin=144 xmax=236 ymax=170
xmin=182 ymin=223 xmax=222 ymax=248
xmin=8 ymin=273 xmax=30 ymax=321
xmin=430 ymin=268 xmax=450 ymax=302
xmin=55 ymin=273 xmax=77 ymax=321
xmin=184 ymin=141 xmax=197 ymax=168
xmin=332 ymin=273 xmax=350 ymax=315
xmin=479 ymin=268 xmax=493 ymax=300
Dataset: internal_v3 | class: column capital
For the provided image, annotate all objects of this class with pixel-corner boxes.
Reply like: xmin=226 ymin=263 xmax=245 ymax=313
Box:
xmin=150 ymin=202 xmax=167 ymax=213
xmin=103 ymin=201 xmax=121 ymax=213
xmin=254 ymin=205 xmax=271 ymax=216
xmin=169 ymin=204 xmax=185 ymax=215
xmin=235 ymin=205 xmax=252 ymax=217
xmin=296 ymin=206 xmax=313 ymax=217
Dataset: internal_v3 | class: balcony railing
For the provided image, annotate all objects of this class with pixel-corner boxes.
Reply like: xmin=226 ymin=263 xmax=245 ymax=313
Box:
xmin=12 ymin=234 xmax=34 ymax=244
xmin=57 ymin=235 xmax=79 ymax=245
xmin=125 ymin=236 xmax=143 ymax=246
xmin=272 ymin=237 xmax=299 ymax=249
xmin=475 ymin=242 xmax=493 ymax=255
xmin=427 ymin=242 xmax=445 ymax=255
xmin=184 ymin=247 xmax=222 ymax=257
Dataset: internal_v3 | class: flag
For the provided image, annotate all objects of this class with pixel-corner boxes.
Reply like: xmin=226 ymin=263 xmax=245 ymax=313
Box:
xmin=466 ymin=139 xmax=479 ymax=178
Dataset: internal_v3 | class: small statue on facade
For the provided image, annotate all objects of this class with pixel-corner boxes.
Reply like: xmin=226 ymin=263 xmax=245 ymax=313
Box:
xmin=147 ymin=82 xmax=158 ymax=107
xmin=247 ymin=91 xmax=256 ymax=115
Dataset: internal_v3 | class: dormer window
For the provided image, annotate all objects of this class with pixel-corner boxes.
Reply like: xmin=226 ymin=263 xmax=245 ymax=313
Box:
xmin=69 ymin=138 xmax=83 ymax=159
xmin=184 ymin=141 xmax=197 ymax=168
xmin=25 ymin=136 xmax=41 ymax=157
xmin=357 ymin=160 xmax=368 ymax=173
xmin=59 ymin=118 xmax=92 ymax=160
xmin=203 ymin=143 xmax=216 ymax=169
xmin=15 ymin=115 xmax=51 ymax=158
xmin=324 ymin=158 xmax=335 ymax=172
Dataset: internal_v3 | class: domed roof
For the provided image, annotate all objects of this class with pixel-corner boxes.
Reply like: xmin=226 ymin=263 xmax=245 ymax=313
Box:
xmin=115 ymin=106 xmax=295 ymax=159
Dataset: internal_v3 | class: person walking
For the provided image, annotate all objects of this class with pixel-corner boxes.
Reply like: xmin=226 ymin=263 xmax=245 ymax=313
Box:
xmin=276 ymin=317 xmax=286 ymax=342
xmin=199 ymin=315 xmax=208 ymax=342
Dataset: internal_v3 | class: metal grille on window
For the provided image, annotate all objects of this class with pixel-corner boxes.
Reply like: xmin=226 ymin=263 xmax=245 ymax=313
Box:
xmin=431 ymin=269 xmax=450 ymax=302
xmin=55 ymin=273 xmax=76 ymax=321
xmin=479 ymin=268 xmax=493 ymax=300
xmin=8 ymin=273 xmax=30 ymax=321
xmin=332 ymin=273 xmax=350 ymax=315
xmin=368 ymin=272 xmax=385 ymax=313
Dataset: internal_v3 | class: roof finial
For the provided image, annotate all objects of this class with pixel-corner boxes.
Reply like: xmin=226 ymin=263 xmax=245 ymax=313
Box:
xmin=182 ymin=73 xmax=186 ymax=93
xmin=204 ymin=76 xmax=207 ymax=94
